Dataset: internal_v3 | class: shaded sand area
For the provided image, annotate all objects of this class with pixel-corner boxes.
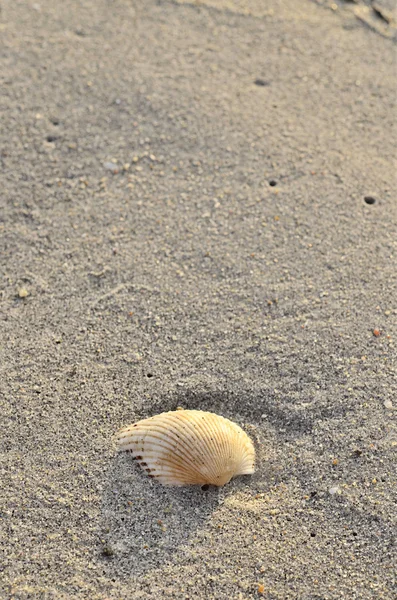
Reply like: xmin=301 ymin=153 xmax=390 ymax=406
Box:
xmin=1 ymin=0 xmax=396 ymax=598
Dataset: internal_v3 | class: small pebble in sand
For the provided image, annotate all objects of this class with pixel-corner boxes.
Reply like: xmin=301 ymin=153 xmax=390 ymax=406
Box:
xmin=254 ymin=78 xmax=269 ymax=87
xmin=329 ymin=486 xmax=341 ymax=495
xmin=384 ymin=399 xmax=393 ymax=410
xmin=101 ymin=545 xmax=114 ymax=557
xmin=104 ymin=162 xmax=119 ymax=174
xmin=18 ymin=288 xmax=29 ymax=298
xmin=257 ymin=583 xmax=265 ymax=594
xmin=373 ymin=328 xmax=381 ymax=337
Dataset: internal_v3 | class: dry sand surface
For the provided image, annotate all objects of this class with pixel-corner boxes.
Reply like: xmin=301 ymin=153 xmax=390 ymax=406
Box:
xmin=1 ymin=0 xmax=396 ymax=598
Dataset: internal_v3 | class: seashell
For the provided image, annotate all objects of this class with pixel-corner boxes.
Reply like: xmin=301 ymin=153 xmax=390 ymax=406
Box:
xmin=117 ymin=409 xmax=255 ymax=486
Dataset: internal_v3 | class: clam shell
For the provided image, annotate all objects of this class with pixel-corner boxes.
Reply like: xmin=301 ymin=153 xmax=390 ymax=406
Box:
xmin=117 ymin=409 xmax=255 ymax=486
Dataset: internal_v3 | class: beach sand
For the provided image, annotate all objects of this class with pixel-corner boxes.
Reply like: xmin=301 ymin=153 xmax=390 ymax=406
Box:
xmin=0 ymin=1 xmax=396 ymax=598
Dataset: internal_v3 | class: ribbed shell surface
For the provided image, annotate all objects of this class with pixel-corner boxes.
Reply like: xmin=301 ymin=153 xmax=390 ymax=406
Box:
xmin=117 ymin=410 xmax=256 ymax=486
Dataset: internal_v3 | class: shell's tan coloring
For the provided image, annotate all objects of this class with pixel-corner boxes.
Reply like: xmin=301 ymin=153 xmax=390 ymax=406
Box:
xmin=117 ymin=409 xmax=255 ymax=486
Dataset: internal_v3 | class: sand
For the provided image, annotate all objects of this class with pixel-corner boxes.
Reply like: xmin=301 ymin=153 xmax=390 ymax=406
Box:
xmin=0 ymin=0 xmax=396 ymax=598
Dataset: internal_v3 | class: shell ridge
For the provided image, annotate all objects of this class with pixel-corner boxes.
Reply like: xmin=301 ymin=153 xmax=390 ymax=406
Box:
xmin=234 ymin=432 xmax=255 ymax=475
xmin=199 ymin=415 xmax=253 ymax=481
xmin=118 ymin=417 xmax=214 ymax=482
xmin=132 ymin=422 xmax=215 ymax=477
xmin=191 ymin=413 xmax=227 ymax=481
xmin=122 ymin=434 xmax=208 ymax=481
xmin=174 ymin=412 xmax=216 ymax=467
xmin=156 ymin=411 xmax=229 ymax=483
xmin=175 ymin=411 xmax=220 ymax=481
xmin=138 ymin=450 xmax=205 ymax=479
xmin=212 ymin=417 xmax=237 ymax=474
xmin=118 ymin=411 xmax=179 ymax=436
xmin=217 ymin=418 xmax=238 ymax=482
xmin=179 ymin=412 xmax=240 ymax=484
